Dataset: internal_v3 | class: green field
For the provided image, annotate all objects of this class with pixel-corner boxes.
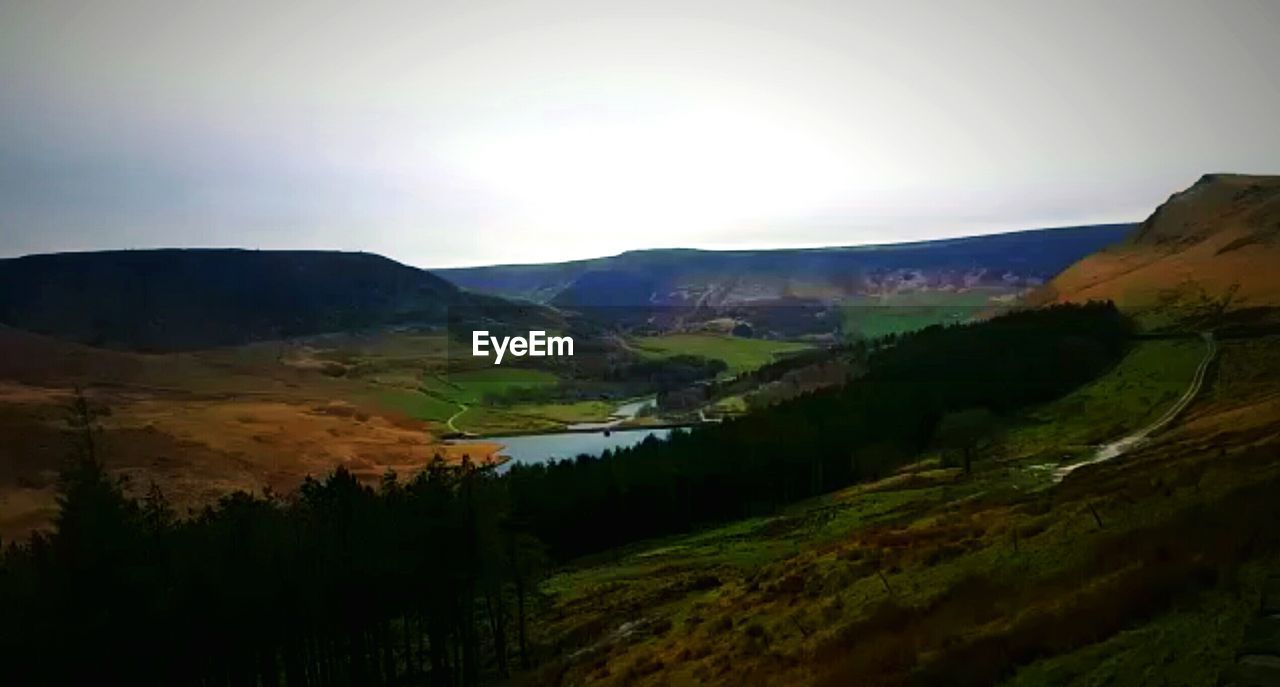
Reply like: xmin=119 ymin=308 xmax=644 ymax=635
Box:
xmin=448 ymin=399 xmax=619 ymax=435
xmin=710 ymin=394 xmax=748 ymax=415
xmin=371 ymin=388 xmax=461 ymax=423
xmin=632 ymin=333 xmax=811 ymax=375
xmin=371 ymin=367 xmax=568 ymax=433
xmin=352 ymin=330 xmax=813 ymax=433
xmin=510 ymin=400 xmax=614 ymax=423
xmin=421 ymin=367 xmax=559 ymax=405
xmin=838 ymin=291 xmax=1004 ymax=340
xmin=371 ymin=365 xmax=632 ymax=434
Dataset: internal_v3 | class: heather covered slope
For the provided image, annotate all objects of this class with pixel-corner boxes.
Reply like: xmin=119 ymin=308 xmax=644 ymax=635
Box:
xmin=1039 ymin=174 xmax=1280 ymax=325
xmin=519 ymin=327 xmax=1280 ymax=687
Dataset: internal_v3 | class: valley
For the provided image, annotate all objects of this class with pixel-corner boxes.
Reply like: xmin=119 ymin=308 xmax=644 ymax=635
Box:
xmin=0 ymin=323 xmax=812 ymax=538
xmin=6 ymin=1 xmax=1280 ymax=682
xmin=10 ymin=225 xmax=1103 ymax=538
xmin=1 ymin=176 xmax=1278 ymax=686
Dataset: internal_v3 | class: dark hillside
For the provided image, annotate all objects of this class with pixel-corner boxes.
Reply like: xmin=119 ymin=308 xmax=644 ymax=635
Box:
xmin=0 ymin=249 xmax=483 ymax=351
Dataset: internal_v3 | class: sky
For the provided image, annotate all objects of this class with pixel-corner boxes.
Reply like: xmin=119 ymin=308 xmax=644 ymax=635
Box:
xmin=2 ymin=1 xmax=1278 ymax=268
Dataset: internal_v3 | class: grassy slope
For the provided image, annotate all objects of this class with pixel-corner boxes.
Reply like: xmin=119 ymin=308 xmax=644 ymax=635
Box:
xmin=522 ymin=336 xmax=1280 ymax=686
xmin=838 ymin=290 xmax=1003 ymax=340
xmin=632 ymin=334 xmax=812 ymax=376
xmin=1002 ymin=338 xmax=1206 ymax=456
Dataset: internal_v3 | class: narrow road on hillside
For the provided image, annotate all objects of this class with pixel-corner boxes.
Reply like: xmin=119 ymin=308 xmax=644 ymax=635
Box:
xmin=1055 ymin=332 xmax=1216 ymax=481
xmin=446 ymin=403 xmax=469 ymax=434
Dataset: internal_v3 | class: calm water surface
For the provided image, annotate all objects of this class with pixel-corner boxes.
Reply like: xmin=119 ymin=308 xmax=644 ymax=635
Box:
xmin=491 ymin=427 xmax=674 ymax=474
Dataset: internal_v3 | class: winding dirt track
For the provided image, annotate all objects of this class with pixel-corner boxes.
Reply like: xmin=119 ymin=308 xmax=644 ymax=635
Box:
xmin=446 ymin=403 xmax=469 ymax=433
xmin=1055 ymin=332 xmax=1216 ymax=481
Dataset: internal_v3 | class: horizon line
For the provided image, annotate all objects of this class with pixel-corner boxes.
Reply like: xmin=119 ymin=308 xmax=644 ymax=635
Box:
xmin=0 ymin=219 xmax=1139 ymax=271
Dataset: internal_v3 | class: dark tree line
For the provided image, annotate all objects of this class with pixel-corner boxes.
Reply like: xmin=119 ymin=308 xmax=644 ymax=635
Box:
xmin=0 ymin=398 xmax=545 ymax=687
xmin=506 ymin=302 xmax=1131 ymax=559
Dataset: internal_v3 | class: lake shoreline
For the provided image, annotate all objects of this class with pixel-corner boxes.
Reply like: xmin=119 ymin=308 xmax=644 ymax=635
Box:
xmin=462 ymin=419 xmax=701 ymax=440
xmin=443 ymin=396 xmax=704 ymax=473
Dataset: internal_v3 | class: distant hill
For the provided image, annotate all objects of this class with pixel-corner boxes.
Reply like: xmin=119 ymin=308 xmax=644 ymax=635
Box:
xmin=0 ymin=249 xmax=495 ymax=351
xmin=1039 ymin=174 xmax=1280 ymax=326
xmin=434 ymin=224 xmax=1134 ymax=308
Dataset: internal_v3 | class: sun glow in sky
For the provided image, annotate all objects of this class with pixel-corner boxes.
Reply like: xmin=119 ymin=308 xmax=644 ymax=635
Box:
xmin=451 ymin=105 xmax=858 ymax=248
xmin=2 ymin=1 xmax=1279 ymax=267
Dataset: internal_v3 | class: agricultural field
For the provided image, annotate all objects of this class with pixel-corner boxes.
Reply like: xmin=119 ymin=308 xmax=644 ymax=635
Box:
xmin=424 ymin=368 xmax=560 ymax=405
xmin=838 ymin=291 xmax=1006 ymax=340
xmin=377 ymin=367 xmax=614 ymax=434
xmin=330 ymin=330 xmax=817 ymax=434
xmin=368 ymin=387 xmax=462 ymax=424
xmin=511 ymin=400 xmax=617 ymax=424
xmin=304 ymin=333 xmax=601 ymax=434
xmin=631 ymin=333 xmax=812 ymax=376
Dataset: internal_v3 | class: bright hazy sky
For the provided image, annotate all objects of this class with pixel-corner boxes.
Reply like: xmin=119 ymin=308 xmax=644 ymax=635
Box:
xmin=2 ymin=1 xmax=1279 ymax=267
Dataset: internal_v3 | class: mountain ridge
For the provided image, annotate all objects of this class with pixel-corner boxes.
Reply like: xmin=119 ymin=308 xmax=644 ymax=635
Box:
xmin=1039 ymin=174 xmax=1280 ymax=324
xmin=434 ymin=223 xmax=1134 ymax=307
xmin=0 ymin=249 xmax=475 ymax=351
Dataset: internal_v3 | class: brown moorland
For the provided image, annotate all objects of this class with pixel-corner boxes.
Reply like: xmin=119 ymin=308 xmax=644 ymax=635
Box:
xmin=0 ymin=326 xmax=499 ymax=540
xmin=1037 ymin=174 xmax=1280 ymax=326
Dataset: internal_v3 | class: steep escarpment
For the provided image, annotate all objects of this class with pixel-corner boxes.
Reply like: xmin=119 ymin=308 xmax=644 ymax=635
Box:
xmin=1040 ymin=174 xmax=1280 ymax=324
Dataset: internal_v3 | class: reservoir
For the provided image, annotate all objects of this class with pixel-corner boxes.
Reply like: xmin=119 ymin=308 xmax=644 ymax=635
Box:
xmin=491 ymin=427 xmax=675 ymax=474
xmin=448 ymin=396 xmax=686 ymax=472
